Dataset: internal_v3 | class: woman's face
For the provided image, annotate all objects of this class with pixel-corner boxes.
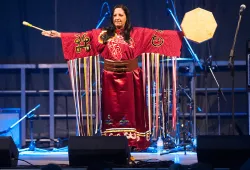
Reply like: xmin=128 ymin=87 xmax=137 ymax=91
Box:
xmin=113 ymin=8 xmax=127 ymax=29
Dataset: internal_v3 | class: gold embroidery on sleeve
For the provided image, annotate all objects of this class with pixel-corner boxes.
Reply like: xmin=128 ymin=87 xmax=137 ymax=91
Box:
xmin=151 ymin=29 xmax=164 ymax=47
xmin=74 ymin=33 xmax=91 ymax=53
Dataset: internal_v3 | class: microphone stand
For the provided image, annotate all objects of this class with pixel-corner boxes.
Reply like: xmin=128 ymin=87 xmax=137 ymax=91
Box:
xmin=204 ymin=54 xmax=209 ymax=135
xmin=210 ymin=67 xmax=227 ymax=135
xmin=180 ymin=84 xmax=201 ymax=153
xmin=95 ymin=12 xmax=110 ymax=29
xmin=0 ymin=104 xmax=45 ymax=152
xmin=0 ymin=104 xmax=40 ymax=136
xmin=19 ymin=105 xmax=48 ymax=152
xmin=204 ymin=41 xmax=227 ymax=135
xmin=228 ymin=7 xmax=244 ymax=135
xmin=208 ymin=61 xmax=227 ymax=136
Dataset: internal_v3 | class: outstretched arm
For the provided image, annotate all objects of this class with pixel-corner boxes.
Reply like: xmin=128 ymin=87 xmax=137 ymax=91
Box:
xmin=42 ymin=29 xmax=101 ymax=60
xmin=42 ymin=30 xmax=61 ymax=38
xmin=132 ymin=27 xmax=183 ymax=57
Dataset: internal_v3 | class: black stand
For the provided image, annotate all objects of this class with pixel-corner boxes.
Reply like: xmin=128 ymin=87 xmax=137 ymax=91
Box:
xmin=204 ymin=54 xmax=209 ymax=135
xmin=209 ymin=65 xmax=227 ymax=135
xmin=20 ymin=116 xmax=46 ymax=152
xmin=19 ymin=105 xmax=47 ymax=152
xmin=228 ymin=5 xmax=245 ymax=135
xmin=181 ymin=90 xmax=187 ymax=155
xmin=28 ymin=117 xmax=35 ymax=150
xmin=180 ymin=84 xmax=201 ymax=149
xmin=204 ymin=41 xmax=227 ymax=135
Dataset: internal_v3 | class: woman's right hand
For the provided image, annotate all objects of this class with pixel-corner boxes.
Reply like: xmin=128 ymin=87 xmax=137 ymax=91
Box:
xmin=41 ymin=30 xmax=61 ymax=38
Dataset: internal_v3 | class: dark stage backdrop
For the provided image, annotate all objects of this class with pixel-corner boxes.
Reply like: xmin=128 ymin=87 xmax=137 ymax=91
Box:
xmin=1 ymin=0 xmax=250 ymax=63
xmin=0 ymin=0 xmax=250 ymax=141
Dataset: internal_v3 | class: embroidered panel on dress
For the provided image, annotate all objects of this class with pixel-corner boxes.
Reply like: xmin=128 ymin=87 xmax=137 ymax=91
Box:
xmin=107 ymin=34 xmax=135 ymax=60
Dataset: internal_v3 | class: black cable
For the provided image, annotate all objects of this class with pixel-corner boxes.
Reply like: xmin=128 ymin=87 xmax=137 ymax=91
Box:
xmin=35 ymin=137 xmax=60 ymax=148
xmin=131 ymin=159 xmax=174 ymax=168
xmin=14 ymin=158 xmax=40 ymax=168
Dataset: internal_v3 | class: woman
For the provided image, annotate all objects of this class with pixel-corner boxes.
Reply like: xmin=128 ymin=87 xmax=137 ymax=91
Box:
xmin=42 ymin=4 xmax=182 ymax=151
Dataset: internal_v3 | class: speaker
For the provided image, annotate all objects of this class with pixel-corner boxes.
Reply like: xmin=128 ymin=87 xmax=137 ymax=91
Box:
xmin=68 ymin=136 xmax=130 ymax=167
xmin=0 ymin=136 xmax=19 ymax=167
xmin=197 ymin=135 xmax=250 ymax=169
xmin=0 ymin=108 xmax=21 ymax=148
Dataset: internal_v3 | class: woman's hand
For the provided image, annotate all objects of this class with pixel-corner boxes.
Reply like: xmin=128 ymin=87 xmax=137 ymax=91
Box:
xmin=41 ymin=30 xmax=61 ymax=38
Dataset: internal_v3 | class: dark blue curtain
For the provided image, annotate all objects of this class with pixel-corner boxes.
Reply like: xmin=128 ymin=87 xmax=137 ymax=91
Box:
xmin=1 ymin=0 xmax=250 ymax=63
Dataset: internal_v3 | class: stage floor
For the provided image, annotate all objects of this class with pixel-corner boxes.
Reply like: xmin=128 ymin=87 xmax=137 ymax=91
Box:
xmin=18 ymin=149 xmax=198 ymax=166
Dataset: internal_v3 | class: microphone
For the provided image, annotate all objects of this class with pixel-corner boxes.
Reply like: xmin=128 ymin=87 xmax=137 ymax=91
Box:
xmin=206 ymin=55 xmax=212 ymax=62
xmin=206 ymin=55 xmax=213 ymax=68
xmin=240 ymin=4 xmax=246 ymax=14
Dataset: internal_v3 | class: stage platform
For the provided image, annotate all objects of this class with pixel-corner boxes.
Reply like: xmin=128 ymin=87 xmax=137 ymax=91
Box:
xmin=0 ymin=150 xmax=230 ymax=170
xmin=18 ymin=150 xmax=197 ymax=165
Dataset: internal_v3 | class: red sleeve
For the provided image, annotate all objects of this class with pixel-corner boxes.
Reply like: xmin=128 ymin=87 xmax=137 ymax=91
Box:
xmin=132 ymin=27 xmax=183 ymax=57
xmin=60 ymin=29 xmax=101 ymax=60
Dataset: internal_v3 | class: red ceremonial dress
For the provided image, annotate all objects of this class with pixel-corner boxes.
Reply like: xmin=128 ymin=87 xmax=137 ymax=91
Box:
xmin=60 ymin=27 xmax=182 ymax=150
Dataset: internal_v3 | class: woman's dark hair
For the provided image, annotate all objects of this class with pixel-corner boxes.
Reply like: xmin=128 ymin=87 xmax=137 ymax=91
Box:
xmin=101 ymin=4 xmax=133 ymax=44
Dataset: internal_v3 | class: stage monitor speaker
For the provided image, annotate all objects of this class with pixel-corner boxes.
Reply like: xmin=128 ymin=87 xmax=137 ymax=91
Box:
xmin=197 ymin=135 xmax=250 ymax=169
xmin=0 ymin=108 xmax=21 ymax=148
xmin=68 ymin=136 xmax=130 ymax=167
xmin=0 ymin=136 xmax=19 ymax=167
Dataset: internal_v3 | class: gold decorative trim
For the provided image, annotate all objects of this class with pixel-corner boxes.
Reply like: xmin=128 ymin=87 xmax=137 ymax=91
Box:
xmin=102 ymin=128 xmax=151 ymax=141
